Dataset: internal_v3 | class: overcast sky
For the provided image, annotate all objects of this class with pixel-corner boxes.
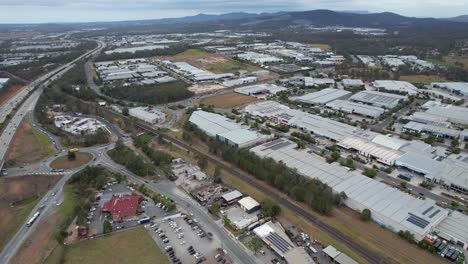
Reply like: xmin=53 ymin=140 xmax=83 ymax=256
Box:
xmin=1 ymin=0 xmax=467 ymax=23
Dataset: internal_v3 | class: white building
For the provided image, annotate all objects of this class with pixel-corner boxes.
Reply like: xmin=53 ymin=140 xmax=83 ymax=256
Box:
xmin=236 ymin=52 xmax=283 ymax=64
xmin=234 ymin=84 xmax=287 ymax=97
xmin=431 ymin=82 xmax=468 ymax=96
xmin=342 ymin=79 xmax=364 ymax=88
xmin=372 ymin=80 xmax=419 ymax=95
xmin=293 ymin=88 xmax=352 ymax=106
xmin=54 ymin=115 xmax=105 ymax=135
xmin=222 ymin=77 xmax=257 ymax=87
xmin=129 ymin=106 xmax=166 ymax=124
xmin=325 ymin=100 xmax=385 ymax=118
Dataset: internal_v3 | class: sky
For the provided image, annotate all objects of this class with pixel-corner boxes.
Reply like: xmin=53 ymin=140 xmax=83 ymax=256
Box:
xmin=1 ymin=0 xmax=467 ymax=23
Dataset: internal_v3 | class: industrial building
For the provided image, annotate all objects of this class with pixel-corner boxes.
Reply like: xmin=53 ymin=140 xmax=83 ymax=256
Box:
xmin=234 ymin=83 xmax=287 ymax=97
xmin=253 ymin=221 xmax=313 ymax=264
xmin=402 ymin=121 xmax=461 ymax=139
xmin=129 ymin=106 xmax=166 ymax=124
xmin=342 ymin=79 xmax=364 ymax=88
xmin=251 ymin=138 xmax=448 ymax=241
xmin=422 ymin=101 xmax=468 ymax=126
xmin=372 ymin=80 xmax=419 ymax=95
xmin=95 ymin=59 xmax=170 ymax=84
xmin=238 ymin=196 xmax=261 ymax=214
xmin=293 ymin=88 xmax=352 ymax=106
xmin=54 ymin=115 xmax=106 ymax=135
xmin=431 ymin=82 xmax=468 ymax=96
xmin=221 ymin=190 xmax=243 ymax=204
xmin=338 ymin=136 xmax=403 ymax=165
xmin=349 ymin=90 xmax=408 ymax=109
xmin=163 ymin=61 xmax=234 ymax=82
xmin=323 ymin=246 xmax=358 ymax=264
xmin=189 ymin=110 xmax=270 ymax=148
xmin=222 ymin=77 xmax=257 ymax=87
xmin=236 ymin=51 xmax=283 ymax=64
xmin=434 ymin=211 xmax=468 ymax=250
xmin=244 ymin=101 xmax=289 ymax=118
xmin=325 ymin=100 xmax=385 ymax=118
xmin=104 ymin=45 xmax=168 ymax=54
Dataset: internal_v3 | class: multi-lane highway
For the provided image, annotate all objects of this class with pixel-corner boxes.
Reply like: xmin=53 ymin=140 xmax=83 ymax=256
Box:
xmin=0 ymin=40 xmax=105 ymax=171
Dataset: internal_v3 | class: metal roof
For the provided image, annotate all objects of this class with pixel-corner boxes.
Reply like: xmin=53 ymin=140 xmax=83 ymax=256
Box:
xmin=294 ymin=88 xmax=351 ymax=105
xmin=349 ymin=90 xmax=407 ymax=108
xmin=326 ymin=100 xmax=385 ymax=118
xmin=222 ymin=190 xmax=243 ymax=202
xmin=435 ymin=211 xmax=468 ymax=246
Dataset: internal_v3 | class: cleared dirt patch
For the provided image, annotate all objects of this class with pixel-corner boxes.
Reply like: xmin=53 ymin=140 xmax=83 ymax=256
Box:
xmin=443 ymin=55 xmax=468 ymax=69
xmin=160 ymin=49 xmax=260 ymax=74
xmin=400 ymin=75 xmax=446 ymax=84
xmin=6 ymin=115 xmax=56 ymax=166
xmin=45 ymin=227 xmax=169 ymax=264
xmin=308 ymin=43 xmax=332 ymax=51
xmin=0 ymin=85 xmax=25 ymax=106
xmin=49 ymin=152 xmax=93 ymax=170
xmin=0 ymin=174 xmax=62 ymax=252
xmin=200 ymin=92 xmax=257 ymax=108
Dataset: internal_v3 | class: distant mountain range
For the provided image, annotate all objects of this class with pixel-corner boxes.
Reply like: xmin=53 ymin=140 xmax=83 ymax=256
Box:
xmin=445 ymin=15 xmax=468 ymax=23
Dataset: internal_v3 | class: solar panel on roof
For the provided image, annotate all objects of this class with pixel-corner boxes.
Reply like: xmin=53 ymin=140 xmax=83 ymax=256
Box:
xmin=270 ymin=142 xmax=293 ymax=150
xmin=429 ymin=209 xmax=441 ymax=218
xmin=265 ymin=233 xmax=293 ymax=253
xmin=406 ymin=213 xmax=430 ymax=229
xmin=422 ymin=206 xmax=434 ymax=215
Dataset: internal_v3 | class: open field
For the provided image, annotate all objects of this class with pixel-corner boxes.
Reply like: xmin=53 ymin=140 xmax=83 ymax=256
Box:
xmin=200 ymin=92 xmax=257 ymax=108
xmin=162 ymin=49 xmax=260 ymax=74
xmin=49 ymin=152 xmax=93 ymax=169
xmin=0 ymin=174 xmax=62 ymax=253
xmin=308 ymin=43 xmax=332 ymax=51
xmin=400 ymin=75 xmax=447 ymax=84
xmin=45 ymin=227 xmax=169 ymax=264
xmin=6 ymin=115 xmax=56 ymax=166
xmin=443 ymin=55 xmax=468 ymax=69
xmin=0 ymin=85 xmax=25 ymax=106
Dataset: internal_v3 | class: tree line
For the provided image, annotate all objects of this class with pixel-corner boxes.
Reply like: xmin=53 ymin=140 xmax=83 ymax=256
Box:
xmin=183 ymin=122 xmax=346 ymax=215
xmin=108 ymin=140 xmax=155 ymax=177
xmin=95 ymin=44 xmax=192 ymax=61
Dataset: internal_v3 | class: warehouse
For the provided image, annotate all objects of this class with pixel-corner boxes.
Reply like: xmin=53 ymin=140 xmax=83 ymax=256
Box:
xmin=253 ymin=221 xmax=313 ymax=264
xmin=338 ymin=136 xmax=402 ymax=165
xmin=222 ymin=77 xmax=257 ymax=87
xmin=189 ymin=110 xmax=269 ymax=148
xmin=238 ymin=196 xmax=261 ymax=214
xmin=342 ymin=78 xmax=364 ymax=88
xmin=372 ymin=80 xmax=419 ymax=95
xmin=104 ymin=45 xmax=168 ymax=54
xmin=236 ymin=51 xmax=283 ymax=64
xmin=243 ymin=101 xmax=289 ymax=118
xmin=129 ymin=106 xmax=166 ymax=124
xmin=164 ymin=61 xmax=234 ymax=82
xmin=403 ymin=121 xmax=461 ymax=139
xmin=293 ymin=88 xmax=352 ymax=106
xmin=325 ymin=100 xmax=385 ymax=118
xmin=405 ymin=112 xmax=451 ymax=127
xmin=349 ymin=90 xmax=407 ymax=109
xmin=234 ymin=83 xmax=287 ymax=97
xmin=251 ymin=138 xmax=448 ymax=241
xmin=434 ymin=211 xmax=468 ymax=250
xmin=222 ymin=190 xmax=243 ymax=204
xmin=422 ymin=101 xmax=468 ymax=126
xmin=303 ymin=77 xmax=335 ymax=87
xmin=323 ymin=246 xmax=358 ymax=264
xmin=431 ymin=82 xmax=468 ymax=96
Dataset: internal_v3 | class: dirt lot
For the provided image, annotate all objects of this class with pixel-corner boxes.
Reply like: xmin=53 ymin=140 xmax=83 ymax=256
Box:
xmin=160 ymin=49 xmax=260 ymax=74
xmin=6 ymin=116 xmax=56 ymax=166
xmin=0 ymin=85 xmax=25 ymax=106
xmin=308 ymin=43 xmax=332 ymax=51
xmin=200 ymin=92 xmax=257 ymax=108
xmin=49 ymin=152 xmax=93 ymax=170
xmin=45 ymin=227 xmax=168 ymax=264
xmin=400 ymin=75 xmax=446 ymax=84
xmin=443 ymin=55 xmax=468 ymax=69
xmin=0 ymin=174 xmax=62 ymax=253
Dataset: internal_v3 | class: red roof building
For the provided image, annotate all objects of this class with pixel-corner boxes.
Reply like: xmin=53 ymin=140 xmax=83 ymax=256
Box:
xmin=101 ymin=195 xmax=142 ymax=220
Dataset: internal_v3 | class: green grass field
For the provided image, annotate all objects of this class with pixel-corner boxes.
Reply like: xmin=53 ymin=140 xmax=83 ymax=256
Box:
xmin=206 ymin=59 xmax=258 ymax=74
xmin=46 ymin=227 xmax=168 ymax=264
xmin=49 ymin=152 xmax=93 ymax=170
xmin=173 ymin=49 xmax=209 ymax=59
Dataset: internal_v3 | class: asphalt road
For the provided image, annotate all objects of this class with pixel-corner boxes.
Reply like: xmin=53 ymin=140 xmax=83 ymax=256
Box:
xmin=0 ymin=40 xmax=104 ymax=171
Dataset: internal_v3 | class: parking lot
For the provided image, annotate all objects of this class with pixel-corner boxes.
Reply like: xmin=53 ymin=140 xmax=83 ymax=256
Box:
xmin=147 ymin=214 xmax=228 ymax=264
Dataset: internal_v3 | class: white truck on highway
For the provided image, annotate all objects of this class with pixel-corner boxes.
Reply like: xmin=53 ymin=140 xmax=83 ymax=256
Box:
xmin=26 ymin=212 xmax=40 ymax=227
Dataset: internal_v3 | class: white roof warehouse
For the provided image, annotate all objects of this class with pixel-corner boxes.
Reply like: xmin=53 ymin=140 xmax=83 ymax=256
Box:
xmin=189 ymin=110 xmax=270 ymax=148
xmin=251 ymin=138 xmax=448 ymax=241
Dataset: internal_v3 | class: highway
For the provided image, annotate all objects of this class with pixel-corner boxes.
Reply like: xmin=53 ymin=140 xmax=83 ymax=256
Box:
xmin=0 ymin=40 xmax=105 ymax=171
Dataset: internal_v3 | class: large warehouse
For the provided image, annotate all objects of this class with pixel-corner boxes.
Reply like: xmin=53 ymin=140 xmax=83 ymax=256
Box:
xmin=251 ymin=138 xmax=448 ymax=241
xmin=431 ymin=82 xmax=468 ymax=96
xmin=325 ymin=99 xmax=385 ymax=118
xmin=372 ymin=80 xmax=419 ymax=95
xmin=129 ymin=106 xmax=166 ymax=124
xmin=293 ymin=88 xmax=352 ymax=106
xmin=422 ymin=101 xmax=468 ymax=126
xmin=189 ymin=110 xmax=270 ymax=148
xmin=349 ymin=90 xmax=408 ymax=109
xmin=235 ymin=84 xmax=287 ymax=97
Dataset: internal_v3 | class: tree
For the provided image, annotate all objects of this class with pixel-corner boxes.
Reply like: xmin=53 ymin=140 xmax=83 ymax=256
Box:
xmin=261 ymin=199 xmax=282 ymax=217
xmin=67 ymin=151 xmax=76 ymax=161
xmin=197 ymin=156 xmax=208 ymax=169
xmin=209 ymin=203 xmax=220 ymax=215
xmin=331 ymin=151 xmax=341 ymax=162
xmin=246 ymin=237 xmax=264 ymax=255
xmin=122 ymin=107 xmax=129 ymax=116
xmin=400 ymin=181 xmax=407 ymax=189
xmin=103 ymin=220 xmax=112 ymax=234
xmin=363 ymin=168 xmax=377 ymax=178
xmin=213 ymin=165 xmax=222 ymax=183
xmin=360 ymin=209 xmax=371 ymax=221
xmin=222 ymin=215 xmax=231 ymax=227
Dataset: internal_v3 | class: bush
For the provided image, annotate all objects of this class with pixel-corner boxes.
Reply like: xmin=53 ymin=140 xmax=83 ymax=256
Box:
xmin=103 ymin=220 xmax=112 ymax=234
xmin=360 ymin=209 xmax=371 ymax=221
xmin=363 ymin=168 xmax=377 ymax=178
